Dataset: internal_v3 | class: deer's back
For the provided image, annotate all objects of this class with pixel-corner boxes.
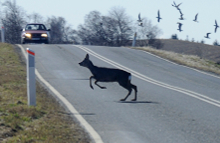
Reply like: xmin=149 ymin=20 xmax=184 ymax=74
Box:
xmin=91 ymin=67 xmax=131 ymax=82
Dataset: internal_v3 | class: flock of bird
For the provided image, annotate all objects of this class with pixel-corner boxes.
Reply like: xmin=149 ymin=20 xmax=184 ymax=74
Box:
xmin=137 ymin=1 xmax=219 ymax=39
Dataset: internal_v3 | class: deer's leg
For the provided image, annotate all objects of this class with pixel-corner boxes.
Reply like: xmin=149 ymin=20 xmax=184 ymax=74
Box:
xmin=120 ymin=88 xmax=132 ymax=101
xmin=130 ymin=84 xmax=137 ymax=101
xmin=89 ymin=76 xmax=94 ymax=89
xmin=95 ymin=80 xmax=106 ymax=89
xmin=119 ymin=81 xmax=132 ymax=101
xmin=119 ymin=79 xmax=138 ymax=101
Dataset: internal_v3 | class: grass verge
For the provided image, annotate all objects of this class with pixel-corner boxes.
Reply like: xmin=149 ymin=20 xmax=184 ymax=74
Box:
xmin=0 ymin=43 xmax=90 ymax=143
xmin=129 ymin=46 xmax=220 ymax=76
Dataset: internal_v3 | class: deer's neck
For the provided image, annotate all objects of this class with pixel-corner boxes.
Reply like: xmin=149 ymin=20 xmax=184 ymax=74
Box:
xmin=87 ymin=61 xmax=98 ymax=74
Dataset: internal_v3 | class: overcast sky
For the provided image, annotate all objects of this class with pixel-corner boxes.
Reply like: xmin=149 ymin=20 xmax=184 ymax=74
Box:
xmin=10 ymin=0 xmax=220 ymax=45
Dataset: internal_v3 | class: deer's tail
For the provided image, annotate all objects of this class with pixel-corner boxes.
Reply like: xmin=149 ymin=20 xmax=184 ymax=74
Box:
xmin=128 ymin=74 xmax=137 ymax=92
xmin=128 ymin=74 xmax=132 ymax=81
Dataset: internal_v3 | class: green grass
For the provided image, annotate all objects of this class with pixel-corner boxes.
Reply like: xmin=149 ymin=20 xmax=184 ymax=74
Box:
xmin=0 ymin=43 xmax=90 ymax=143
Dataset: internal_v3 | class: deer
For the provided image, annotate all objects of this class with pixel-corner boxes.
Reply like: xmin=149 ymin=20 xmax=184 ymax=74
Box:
xmin=79 ymin=54 xmax=138 ymax=101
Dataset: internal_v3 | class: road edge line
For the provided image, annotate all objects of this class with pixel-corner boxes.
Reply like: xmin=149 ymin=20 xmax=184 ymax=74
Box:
xmin=17 ymin=44 xmax=104 ymax=143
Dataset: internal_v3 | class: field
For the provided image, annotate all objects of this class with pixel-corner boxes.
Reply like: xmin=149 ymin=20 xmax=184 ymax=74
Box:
xmin=0 ymin=43 xmax=90 ymax=143
xmin=159 ymin=39 xmax=220 ymax=63
xmin=130 ymin=39 xmax=220 ymax=76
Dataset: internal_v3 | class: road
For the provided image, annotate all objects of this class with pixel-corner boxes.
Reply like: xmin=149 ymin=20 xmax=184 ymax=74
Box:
xmin=18 ymin=44 xmax=220 ymax=143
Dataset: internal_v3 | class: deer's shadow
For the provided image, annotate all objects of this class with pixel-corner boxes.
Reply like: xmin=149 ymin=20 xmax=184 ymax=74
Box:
xmin=115 ymin=101 xmax=159 ymax=104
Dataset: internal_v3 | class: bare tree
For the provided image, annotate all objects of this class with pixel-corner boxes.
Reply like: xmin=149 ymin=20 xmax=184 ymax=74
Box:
xmin=1 ymin=0 xmax=26 ymax=44
xmin=77 ymin=24 xmax=91 ymax=45
xmin=83 ymin=11 xmax=106 ymax=45
xmin=101 ymin=16 xmax=118 ymax=46
xmin=108 ymin=6 xmax=133 ymax=46
xmin=46 ymin=16 xmax=64 ymax=43
xmin=78 ymin=8 xmax=162 ymax=47
xmin=78 ymin=8 xmax=133 ymax=46
xmin=62 ymin=25 xmax=79 ymax=44
xmin=134 ymin=17 xmax=163 ymax=48
xmin=27 ymin=12 xmax=44 ymax=23
xmin=134 ymin=18 xmax=162 ymax=39
xmin=78 ymin=11 xmax=116 ymax=46
xmin=46 ymin=16 xmax=78 ymax=44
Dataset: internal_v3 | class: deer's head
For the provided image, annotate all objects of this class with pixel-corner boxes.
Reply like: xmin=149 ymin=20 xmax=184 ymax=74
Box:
xmin=79 ymin=54 xmax=92 ymax=68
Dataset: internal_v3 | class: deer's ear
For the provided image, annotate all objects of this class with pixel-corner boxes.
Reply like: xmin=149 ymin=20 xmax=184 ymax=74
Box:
xmin=85 ymin=54 xmax=89 ymax=59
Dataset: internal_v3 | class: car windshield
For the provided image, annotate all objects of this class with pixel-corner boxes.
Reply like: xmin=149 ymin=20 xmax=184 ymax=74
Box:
xmin=25 ymin=24 xmax=46 ymax=30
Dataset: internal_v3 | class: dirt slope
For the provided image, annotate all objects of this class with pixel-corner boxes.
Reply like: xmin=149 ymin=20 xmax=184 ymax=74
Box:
xmin=159 ymin=39 xmax=220 ymax=63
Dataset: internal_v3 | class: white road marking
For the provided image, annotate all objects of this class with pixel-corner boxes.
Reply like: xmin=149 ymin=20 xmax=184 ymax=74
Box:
xmin=75 ymin=45 xmax=220 ymax=108
xmin=17 ymin=44 xmax=104 ymax=143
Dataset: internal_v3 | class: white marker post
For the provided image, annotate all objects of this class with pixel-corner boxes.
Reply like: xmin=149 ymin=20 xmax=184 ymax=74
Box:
xmin=132 ymin=32 xmax=137 ymax=47
xmin=26 ymin=48 xmax=36 ymax=106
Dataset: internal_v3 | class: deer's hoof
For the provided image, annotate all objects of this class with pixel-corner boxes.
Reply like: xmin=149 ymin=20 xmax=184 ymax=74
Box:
xmin=131 ymin=98 xmax=137 ymax=101
xmin=120 ymin=99 xmax=126 ymax=101
xmin=90 ymin=86 xmax=94 ymax=90
xmin=101 ymin=87 xmax=107 ymax=89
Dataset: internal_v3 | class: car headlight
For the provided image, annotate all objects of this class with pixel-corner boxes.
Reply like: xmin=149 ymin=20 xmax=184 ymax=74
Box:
xmin=25 ymin=33 xmax=31 ymax=38
xmin=41 ymin=34 xmax=48 ymax=37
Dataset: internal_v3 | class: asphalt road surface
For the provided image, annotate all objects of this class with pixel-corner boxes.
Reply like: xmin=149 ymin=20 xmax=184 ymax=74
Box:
xmin=18 ymin=44 xmax=220 ymax=143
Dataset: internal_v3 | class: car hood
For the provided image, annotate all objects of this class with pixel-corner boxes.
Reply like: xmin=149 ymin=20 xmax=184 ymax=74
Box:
xmin=24 ymin=30 xmax=48 ymax=34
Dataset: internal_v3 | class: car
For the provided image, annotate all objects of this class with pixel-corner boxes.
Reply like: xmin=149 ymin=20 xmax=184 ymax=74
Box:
xmin=21 ymin=23 xmax=50 ymax=44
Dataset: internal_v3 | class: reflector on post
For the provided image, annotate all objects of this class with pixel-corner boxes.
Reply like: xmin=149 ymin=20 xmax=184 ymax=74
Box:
xmin=26 ymin=48 xmax=36 ymax=106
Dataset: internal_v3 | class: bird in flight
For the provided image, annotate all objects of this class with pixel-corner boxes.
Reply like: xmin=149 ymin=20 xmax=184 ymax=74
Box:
xmin=138 ymin=22 xmax=143 ymax=27
xmin=214 ymin=20 xmax=219 ymax=33
xmin=193 ymin=13 xmax=199 ymax=22
xmin=177 ymin=22 xmax=183 ymax=32
xmin=171 ymin=1 xmax=176 ymax=7
xmin=204 ymin=33 xmax=211 ymax=39
xmin=137 ymin=13 xmax=143 ymax=22
xmin=179 ymin=9 xmax=185 ymax=20
xmin=172 ymin=1 xmax=182 ymax=10
xmin=156 ymin=10 xmax=162 ymax=22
